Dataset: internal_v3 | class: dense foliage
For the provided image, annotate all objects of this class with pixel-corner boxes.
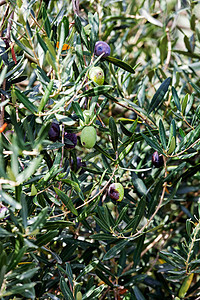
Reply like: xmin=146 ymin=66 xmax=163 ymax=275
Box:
xmin=0 ymin=0 xmax=200 ymax=299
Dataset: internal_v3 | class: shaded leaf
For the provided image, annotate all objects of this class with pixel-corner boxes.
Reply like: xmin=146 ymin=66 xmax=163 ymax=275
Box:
xmin=103 ymin=240 xmax=129 ymax=260
xmin=109 ymin=116 xmax=118 ymax=152
xmin=148 ymin=77 xmax=171 ymax=114
xmin=103 ymin=56 xmax=135 ymax=73
xmin=54 ymin=187 xmax=78 ymax=216
xmin=14 ymin=88 xmax=37 ymax=113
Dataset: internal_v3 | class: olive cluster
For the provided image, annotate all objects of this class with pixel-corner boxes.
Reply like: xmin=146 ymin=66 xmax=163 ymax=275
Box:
xmin=48 ymin=41 xmax=125 ymax=200
xmin=80 ymin=41 xmax=111 ymax=148
xmin=48 ymin=122 xmax=77 ymax=150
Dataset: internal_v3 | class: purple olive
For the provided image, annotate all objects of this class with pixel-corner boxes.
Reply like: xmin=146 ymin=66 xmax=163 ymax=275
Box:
xmin=64 ymin=132 xmax=77 ymax=149
xmin=94 ymin=41 xmax=111 ymax=58
xmin=71 ymin=157 xmax=86 ymax=174
xmin=108 ymin=183 xmax=124 ymax=202
xmin=152 ymin=151 xmax=164 ymax=168
xmin=48 ymin=122 xmax=60 ymax=142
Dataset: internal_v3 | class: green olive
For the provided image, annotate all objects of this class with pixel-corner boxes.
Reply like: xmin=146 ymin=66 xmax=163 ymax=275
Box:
xmin=89 ymin=66 xmax=104 ymax=85
xmin=80 ymin=126 xmax=97 ymax=149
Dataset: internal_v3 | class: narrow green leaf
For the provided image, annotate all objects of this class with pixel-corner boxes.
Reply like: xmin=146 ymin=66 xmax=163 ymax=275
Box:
xmin=148 ymin=77 xmax=171 ymax=114
xmin=0 ymin=191 xmax=21 ymax=209
xmin=93 ymin=215 xmax=110 ymax=232
xmin=95 ymin=269 xmax=113 ymax=287
xmin=141 ymin=133 xmax=163 ymax=153
xmin=159 ymin=119 xmax=167 ymax=149
xmin=44 ymin=221 xmax=74 ymax=230
xmin=132 ymin=173 xmax=148 ymax=198
xmin=124 ymin=215 xmax=139 ymax=231
xmin=118 ymin=141 xmax=134 ymax=161
xmin=89 ymin=233 xmax=117 ymax=240
xmin=70 ymin=172 xmax=85 ymax=201
xmin=7 ymin=246 xmax=27 ymax=272
xmin=119 ymin=121 xmax=133 ymax=136
xmin=0 ymin=227 xmax=14 ymax=237
xmin=1 ymin=283 xmax=36 ymax=297
xmin=60 ymin=276 xmax=75 ymax=300
xmin=76 ymin=35 xmax=85 ymax=68
xmin=189 ymin=81 xmax=200 ymax=95
xmin=184 ymin=35 xmax=192 ymax=52
xmin=186 ymin=219 xmax=191 ymax=236
xmin=72 ymin=102 xmax=84 ymax=121
xmin=16 ymin=267 xmax=39 ymax=281
xmin=115 ymin=205 xmax=128 ymax=227
xmin=42 ymin=5 xmax=51 ymax=37
xmin=37 ymin=33 xmax=48 ymax=53
xmin=77 ymin=261 xmax=98 ymax=281
xmin=16 ymin=157 xmax=43 ymax=184
xmin=185 ymin=93 xmax=194 ymax=115
xmin=173 ymin=50 xmax=200 ymax=59
xmin=12 ymin=33 xmax=33 ymax=57
xmin=29 ymin=207 xmax=48 ymax=232
xmin=75 ymin=15 xmax=89 ymax=49
xmin=133 ymin=286 xmax=146 ymax=300
xmin=44 ymin=37 xmax=57 ymax=59
xmin=167 ymin=136 xmax=176 ymax=154
xmin=133 ymin=234 xmax=145 ymax=266
xmin=166 ymin=178 xmax=182 ymax=202
xmin=109 ymin=116 xmax=118 ymax=152
xmin=58 ymin=16 xmax=69 ymax=56
xmin=38 ymin=80 xmax=54 ymax=112
xmin=58 ymin=178 xmax=81 ymax=193
xmin=182 ymin=94 xmax=189 ymax=114
xmin=80 ymin=85 xmax=112 ymax=98
xmin=147 ymin=180 xmax=163 ymax=218
xmin=88 ymin=12 xmax=99 ymax=53
xmin=117 ymin=250 xmax=126 ymax=276
xmin=54 ymin=187 xmax=78 ymax=216
xmin=66 ymin=263 xmax=74 ymax=288
xmin=172 ymin=86 xmax=181 ymax=111
xmin=132 ymin=197 xmax=146 ymax=232
xmin=94 ymin=144 xmax=115 ymax=161
xmin=36 ymin=230 xmax=59 ymax=246
xmin=14 ymin=88 xmax=37 ymax=113
xmin=26 ymin=20 xmax=33 ymax=38
xmin=103 ymin=240 xmax=129 ymax=260
xmin=46 ymin=50 xmax=57 ymax=71
xmin=103 ymin=56 xmax=135 ymax=73
xmin=180 ymin=163 xmax=200 ymax=182
xmin=0 ymin=65 xmax=7 ymax=86
xmin=83 ymin=284 xmax=105 ymax=298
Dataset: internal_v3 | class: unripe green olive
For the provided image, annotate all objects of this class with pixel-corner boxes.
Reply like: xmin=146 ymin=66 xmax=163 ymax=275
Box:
xmin=89 ymin=66 xmax=104 ymax=85
xmin=108 ymin=183 xmax=124 ymax=202
xmin=76 ymin=291 xmax=82 ymax=300
xmin=80 ymin=126 xmax=97 ymax=149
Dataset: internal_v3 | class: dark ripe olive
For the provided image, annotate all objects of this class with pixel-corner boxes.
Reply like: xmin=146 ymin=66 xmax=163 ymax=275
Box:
xmin=94 ymin=41 xmax=111 ymax=58
xmin=48 ymin=122 xmax=60 ymax=142
xmin=64 ymin=132 xmax=77 ymax=149
xmin=108 ymin=183 xmax=124 ymax=202
xmin=152 ymin=151 xmax=164 ymax=168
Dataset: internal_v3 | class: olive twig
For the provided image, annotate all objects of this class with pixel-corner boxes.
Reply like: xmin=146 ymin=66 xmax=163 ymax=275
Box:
xmin=164 ymin=26 xmax=172 ymax=71
xmin=167 ymin=136 xmax=200 ymax=158
xmin=75 ymin=165 xmax=118 ymax=210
